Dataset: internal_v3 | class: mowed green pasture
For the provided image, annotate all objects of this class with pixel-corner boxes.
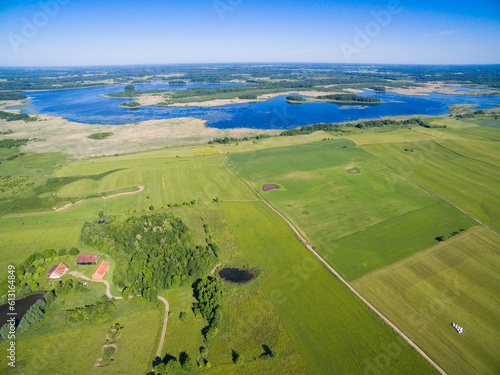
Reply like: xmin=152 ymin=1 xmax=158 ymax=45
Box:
xmin=362 ymin=140 xmax=500 ymax=232
xmin=353 ymin=226 xmax=500 ymax=375
xmin=440 ymin=126 xmax=500 ymax=142
xmin=0 ymin=219 xmax=84 ymax=272
xmin=229 ymin=139 xmax=441 ymax=243
xmin=222 ymin=201 xmax=436 ymax=375
xmin=465 ymin=118 xmax=500 ymax=128
xmin=326 ymin=202 xmax=476 ymax=281
xmin=228 ymin=139 xmax=474 ymax=279
xmin=98 ymin=157 xmax=256 ymax=206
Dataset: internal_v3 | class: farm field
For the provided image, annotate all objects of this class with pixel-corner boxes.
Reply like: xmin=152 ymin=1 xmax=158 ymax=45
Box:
xmin=221 ymin=201 xmax=436 ymax=375
xmin=228 ymin=139 xmax=475 ymax=279
xmin=362 ymin=139 xmax=500 ymax=233
xmin=352 ymin=226 xmax=500 ymax=375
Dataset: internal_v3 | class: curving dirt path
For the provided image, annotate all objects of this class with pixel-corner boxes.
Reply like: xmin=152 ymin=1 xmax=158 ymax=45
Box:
xmin=3 ymin=186 xmax=145 ymax=218
xmin=224 ymin=155 xmax=448 ymax=375
xmin=70 ymin=271 xmax=170 ymax=373
xmin=154 ymin=296 xmax=170 ymax=362
xmin=69 ymin=271 xmax=122 ymax=299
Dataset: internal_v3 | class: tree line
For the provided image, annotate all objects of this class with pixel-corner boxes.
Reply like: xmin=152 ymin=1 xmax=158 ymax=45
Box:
xmin=208 ymin=134 xmax=271 ymax=144
xmin=280 ymin=118 xmax=430 ymax=136
xmin=316 ymin=93 xmax=381 ymax=103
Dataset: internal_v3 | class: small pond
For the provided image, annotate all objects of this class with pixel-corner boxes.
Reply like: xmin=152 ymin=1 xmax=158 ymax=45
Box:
xmin=0 ymin=293 xmax=45 ymax=326
xmin=218 ymin=267 xmax=256 ymax=284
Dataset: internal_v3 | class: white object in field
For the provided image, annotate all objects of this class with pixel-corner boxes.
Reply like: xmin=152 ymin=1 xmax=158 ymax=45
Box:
xmin=452 ymin=322 xmax=464 ymax=334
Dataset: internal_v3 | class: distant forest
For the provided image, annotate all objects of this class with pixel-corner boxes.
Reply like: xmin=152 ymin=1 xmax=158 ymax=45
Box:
xmin=1 ymin=64 xmax=499 ymax=91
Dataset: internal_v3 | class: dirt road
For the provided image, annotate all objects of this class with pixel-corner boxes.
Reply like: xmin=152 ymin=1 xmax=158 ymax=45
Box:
xmin=69 ymin=271 xmax=170 ymax=372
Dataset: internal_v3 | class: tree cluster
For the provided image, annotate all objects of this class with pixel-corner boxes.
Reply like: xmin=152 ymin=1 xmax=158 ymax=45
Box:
xmin=87 ymin=132 xmax=114 ymax=140
xmin=316 ymin=93 xmax=381 ymax=103
xmin=81 ymin=213 xmax=219 ymax=296
xmin=0 ymin=111 xmax=35 ymax=122
xmin=0 ymin=138 xmax=29 ymax=149
xmin=65 ymin=295 xmax=115 ymax=323
xmin=192 ymin=276 xmax=223 ymax=341
xmin=285 ymin=95 xmax=306 ymax=102
xmin=0 ymin=92 xmax=27 ymax=100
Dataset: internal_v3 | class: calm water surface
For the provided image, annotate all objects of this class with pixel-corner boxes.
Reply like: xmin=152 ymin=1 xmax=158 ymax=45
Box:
xmin=14 ymin=83 xmax=500 ymax=129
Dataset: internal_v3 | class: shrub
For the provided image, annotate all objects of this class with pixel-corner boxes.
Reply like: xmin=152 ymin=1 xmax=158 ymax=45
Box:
xmin=87 ymin=132 xmax=113 ymax=140
xmin=69 ymin=247 xmax=80 ymax=255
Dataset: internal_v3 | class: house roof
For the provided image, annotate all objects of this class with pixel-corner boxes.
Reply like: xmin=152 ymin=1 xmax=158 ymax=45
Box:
xmin=47 ymin=263 xmax=68 ymax=278
xmin=46 ymin=265 xmax=58 ymax=276
xmin=76 ymin=254 xmax=100 ymax=264
xmin=92 ymin=261 xmax=109 ymax=280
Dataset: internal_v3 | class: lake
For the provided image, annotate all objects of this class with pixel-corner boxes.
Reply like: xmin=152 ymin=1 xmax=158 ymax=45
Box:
xmin=13 ymin=83 xmax=500 ymax=129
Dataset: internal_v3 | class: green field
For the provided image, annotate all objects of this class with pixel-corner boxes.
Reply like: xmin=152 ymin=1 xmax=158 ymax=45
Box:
xmin=228 ymin=139 xmax=475 ymax=279
xmin=465 ymin=118 xmax=500 ymax=128
xmin=221 ymin=201 xmax=435 ymax=374
xmin=353 ymin=226 xmax=500 ymax=375
xmin=0 ymin=120 xmax=498 ymax=374
xmin=362 ymin=140 xmax=500 ymax=233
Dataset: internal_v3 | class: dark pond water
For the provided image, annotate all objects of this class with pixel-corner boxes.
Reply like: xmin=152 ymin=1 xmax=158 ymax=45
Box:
xmin=218 ymin=268 xmax=255 ymax=283
xmin=0 ymin=293 xmax=45 ymax=326
xmin=11 ymin=83 xmax=500 ymax=129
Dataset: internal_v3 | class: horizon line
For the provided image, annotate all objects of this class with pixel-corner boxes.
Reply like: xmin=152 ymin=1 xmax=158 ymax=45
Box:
xmin=1 ymin=62 xmax=500 ymax=69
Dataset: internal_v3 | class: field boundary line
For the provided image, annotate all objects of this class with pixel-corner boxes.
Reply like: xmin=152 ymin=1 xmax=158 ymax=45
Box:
xmin=409 ymin=129 xmax=500 ymax=169
xmin=222 ymin=154 xmax=448 ymax=375
xmin=360 ymin=147 xmax=500 ymax=238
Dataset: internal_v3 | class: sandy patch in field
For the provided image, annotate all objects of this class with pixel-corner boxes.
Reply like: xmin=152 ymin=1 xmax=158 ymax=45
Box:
xmin=342 ymin=88 xmax=365 ymax=94
xmin=1 ymin=114 xmax=280 ymax=158
xmin=137 ymin=95 xmax=166 ymax=106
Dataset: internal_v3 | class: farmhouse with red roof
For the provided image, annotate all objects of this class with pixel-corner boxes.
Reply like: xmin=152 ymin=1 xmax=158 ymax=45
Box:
xmin=92 ymin=261 xmax=109 ymax=280
xmin=46 ymin=263 xmax=68 ymax=279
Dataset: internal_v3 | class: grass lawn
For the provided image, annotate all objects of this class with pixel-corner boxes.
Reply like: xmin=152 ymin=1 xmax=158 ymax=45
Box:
xmin=353 ymin=226 xmax=500 ymax=375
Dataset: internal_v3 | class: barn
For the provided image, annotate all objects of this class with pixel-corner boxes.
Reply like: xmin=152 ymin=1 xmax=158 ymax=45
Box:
xmin=76 ymin=254 xmax=100 ymax=265
xmin=92 ymin=261 xmax=110 ymax=280
xmin=46 ymin=263 xmax=68 ymax=279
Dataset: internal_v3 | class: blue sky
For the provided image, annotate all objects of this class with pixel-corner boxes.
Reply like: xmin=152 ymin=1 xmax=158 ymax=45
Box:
xmin=0 ymin=0 xmax=499 ymax=66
